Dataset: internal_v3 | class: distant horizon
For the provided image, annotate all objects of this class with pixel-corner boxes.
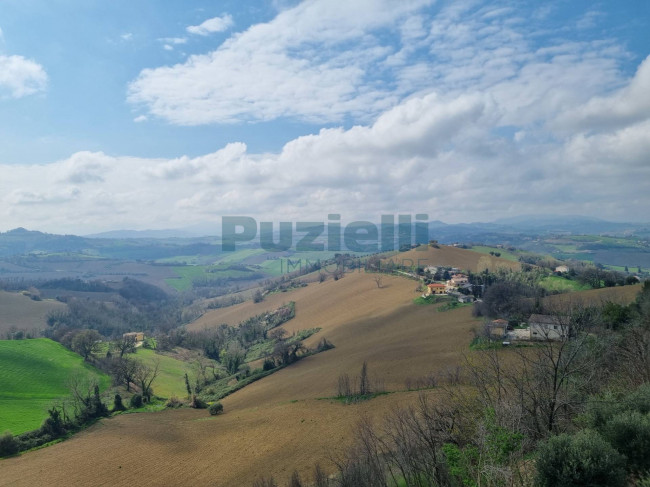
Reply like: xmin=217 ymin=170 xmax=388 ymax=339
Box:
xmin=1 ymin=212 xmax=648 ymax=238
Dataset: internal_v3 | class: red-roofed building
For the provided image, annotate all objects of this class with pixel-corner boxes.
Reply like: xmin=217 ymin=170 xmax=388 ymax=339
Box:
xmin=426 ymin=283 xmax=447 ymax=295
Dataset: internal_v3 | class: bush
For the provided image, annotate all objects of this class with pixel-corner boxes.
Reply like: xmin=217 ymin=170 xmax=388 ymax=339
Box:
xmin=190 ymin=395 xmax=207 ymax=409
xmin=602 ymin=411 xmax=650 ymax=473
xmin=0 ymin=431 xmax=20 ymax=457
xmin=113 ymin=393 xmax=126 ymax=412
xmin=208 ymin=402 xmax=224 ymax=416
xmin=129 ymin=394 xmax=143 ymax=409
xmin=165 ymin=395 xmax=183 ymax=408
xmin=535 ymin=430 xmax=626 ymax=487
xmin=263 ymin=358 xmax=276 ymax=371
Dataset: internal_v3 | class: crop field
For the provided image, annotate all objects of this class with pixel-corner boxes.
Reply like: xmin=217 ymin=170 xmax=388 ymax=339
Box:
xmin=0 ymin=291 xmax=66 ymax=335
xmin=0 ymin=339 xmax=110 ymax=435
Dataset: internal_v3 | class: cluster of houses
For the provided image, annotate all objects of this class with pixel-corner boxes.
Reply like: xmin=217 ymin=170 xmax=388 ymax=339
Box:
xmin=424 ymin=271 xmax=476 ymax=303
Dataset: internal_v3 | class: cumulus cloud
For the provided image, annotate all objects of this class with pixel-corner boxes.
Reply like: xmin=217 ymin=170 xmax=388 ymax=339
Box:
xmin=186 ymin=14 xmax=234 ymax=36
xmin=2 ymin=1 xmax=649 ymax=232
xmin=0 ymin=55 xmax=47 ymax=98
xmin=3 ymin=61 xmax=650 ymax=233
xmin=128 ymin=0 xmax=432 ymax=125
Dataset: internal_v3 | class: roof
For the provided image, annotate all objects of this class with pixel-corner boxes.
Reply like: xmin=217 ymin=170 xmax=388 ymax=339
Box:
xmin=529 ymin=314 xmax=564 ymax=326
xmin=491 ymin=319 xmax=508 ymax=325
xmin=428 ymin=283 xmax=446 ymax=288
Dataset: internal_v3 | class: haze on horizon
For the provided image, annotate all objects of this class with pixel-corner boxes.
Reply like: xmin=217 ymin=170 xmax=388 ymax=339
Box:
xmin=0 ymin=0 xmax=648 ymax=235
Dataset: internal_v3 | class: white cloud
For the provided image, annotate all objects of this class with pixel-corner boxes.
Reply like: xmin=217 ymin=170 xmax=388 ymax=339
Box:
xmin=128 ymin=0 xmax=432 ymax=125
xmin=120 ymin=33 xmax=133 ymax=41
xmin=0 ymin=55 xmax=47 ymax=98
xmin=186 ymin=14 xmax=234 ymax=36
xmin=4 ymin=56 xmax=650 ymax=233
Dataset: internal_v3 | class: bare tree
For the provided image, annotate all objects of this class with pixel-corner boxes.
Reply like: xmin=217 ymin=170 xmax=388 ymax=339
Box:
xmin=113 ymin=334 xmax=136 ymax=358
xmin=134 ymin=359 xmax=160 ymax=401
xmin=111 ymin=356 xmax=139 ymax=392
xmin=374 ymin=276 xmax=383 ymax=288
xmin=71 ymin=329 xmax=102 ymax=361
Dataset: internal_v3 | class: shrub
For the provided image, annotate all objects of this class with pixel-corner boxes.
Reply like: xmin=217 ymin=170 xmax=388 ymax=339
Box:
xmin=0 ymin=431 xmax=20 ymax=457
xmin=190 ymin=395 xmax=207 ymax=409
xmin=602 ymin=411 xmax=650 ymax=473
xmin=129 ymin=394 xmax=143 ymax=409
xmin=208 ymin=402 xmax=224 ymax=416
xmin=113 ymin=393 xmax=126 ymax=412
xmin=535 ymin=430 xmax=626 ymax=487
xmin=263 ymin=358 xmax=275 ymax=371
xmin=165 ymin=395 xmax=183 ymax=408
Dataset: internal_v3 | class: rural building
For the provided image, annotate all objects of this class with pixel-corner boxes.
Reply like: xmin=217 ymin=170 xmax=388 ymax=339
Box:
xmin=123 ymin=331 xmax=145 ymax=342
xmin=529 ymin=314 xmax=568 ymax=341
xmin=487 ymin=319 xmax=508 ymax=338
xmin=555 ymin=265 xmax=569 ymax=273
xmin=446 ymin=273 xmax=469 ymax=291
xmin=458 ymin=295 xmax=474 ymax=303
xmin=426 ymin=283 xmax=447 ymax=295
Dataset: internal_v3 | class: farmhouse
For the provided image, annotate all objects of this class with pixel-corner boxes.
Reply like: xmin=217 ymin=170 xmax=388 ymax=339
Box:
xmin=123 ymin=331 xmax=145 ymax=343
xmin=446 ymin=273 xmax=469 ymax=291
xmin=529 ymin=314 xmax=568 ymax=341
xmin=487 ymin=319 xmax=508 ymax=338
xmin=426 ymin=283 xmax=447 ymax=295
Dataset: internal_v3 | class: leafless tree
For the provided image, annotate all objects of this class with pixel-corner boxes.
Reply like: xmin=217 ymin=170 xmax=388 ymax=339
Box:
xmin=113 ymin=334 xmax=136 ymax=358
xmin=374 ymin=276 xmax=383 ymax=288
xmin=134 ymin=359 xmax=160 ymax=401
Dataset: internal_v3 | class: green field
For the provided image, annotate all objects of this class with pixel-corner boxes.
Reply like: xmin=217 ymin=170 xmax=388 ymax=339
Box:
xmin=134 ymin=348 xmax=196 ymax=399
xmin=539 ymin=275 xmax=591 ymax=292
xmin=0 ymin=339 xmax=110 ymax=435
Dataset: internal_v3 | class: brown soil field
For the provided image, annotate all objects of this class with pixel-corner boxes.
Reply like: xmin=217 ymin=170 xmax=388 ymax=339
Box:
xmin=388 ymin=244 xmax=520 ymax=273
xmin=0 ymin=291 xmax=66 ymax=335
xmin=1 ymin=269 xmax=479 ymax=486
xmin=0 ymin=390 xmax=439 ymax=487
xmin=189 ymin=270 xmax=419 ymax=335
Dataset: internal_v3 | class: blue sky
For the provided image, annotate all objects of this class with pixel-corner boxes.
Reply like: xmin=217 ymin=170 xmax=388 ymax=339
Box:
xmin=0 ymin=0 xmax=648 ymax=233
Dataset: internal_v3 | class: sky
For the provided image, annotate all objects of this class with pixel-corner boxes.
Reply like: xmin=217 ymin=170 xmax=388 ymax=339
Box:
xmin=0 ymin=0 xmax=648 ymax=235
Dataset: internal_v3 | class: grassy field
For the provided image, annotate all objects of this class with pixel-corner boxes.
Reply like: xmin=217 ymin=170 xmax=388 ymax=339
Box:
xmin=133 ymin=348 xmax=197 ymax=399
xmin=0 ymin=291 xmax=66 ymax=335
xmin=165 ymin=264 xmax=259 ymax=291
xmin=539 ymin=275 xmax=591 ymax=292
xmin=0 ymin=339 xmax=110 ymax=435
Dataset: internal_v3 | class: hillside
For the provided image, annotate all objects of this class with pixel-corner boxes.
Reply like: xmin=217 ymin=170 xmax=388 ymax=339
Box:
xmin=0 ymin=268 xmax=479 ymax=485
xmin=0 ymin=291 xmax=66 ymax=336
xmin=0 ymin=339 xmax=110 ymax=435
xmin=389 ymin=244 xmax=521 ymax=273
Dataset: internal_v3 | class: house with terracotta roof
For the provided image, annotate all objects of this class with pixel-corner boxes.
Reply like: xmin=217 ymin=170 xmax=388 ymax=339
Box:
xmin=426 ymin=283 xmax=447 ymax=295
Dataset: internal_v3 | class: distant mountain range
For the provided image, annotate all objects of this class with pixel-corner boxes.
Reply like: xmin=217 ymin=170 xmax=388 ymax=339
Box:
xmin=0 ymin=216 xmax=647 ymax=259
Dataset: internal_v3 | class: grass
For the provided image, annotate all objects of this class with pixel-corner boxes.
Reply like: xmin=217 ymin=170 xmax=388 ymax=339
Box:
xmin=165 ymin=264 xmax=258 ymax=291
xmin=437 ymin=301 xmax=473 ymax=312
xmin=0 ymin=338 xmax=110 ymax=435
xmin=539 ymin=275 xmax=591 ymax=292
xmin=133 ymin=348 xmax=197 ymax=399
xmin=413 ymin=294 xmax=449 ymax=305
